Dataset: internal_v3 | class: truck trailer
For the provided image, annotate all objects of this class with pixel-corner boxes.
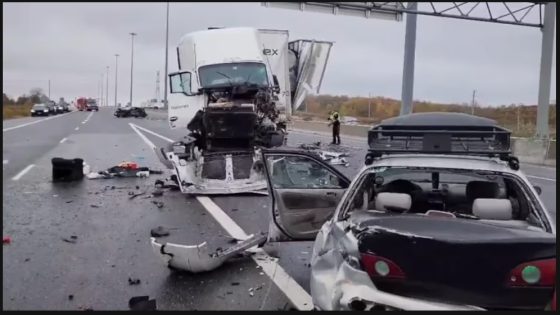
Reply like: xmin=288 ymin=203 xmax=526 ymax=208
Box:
xmin=156 ymin=27 xmax=333 ymax=195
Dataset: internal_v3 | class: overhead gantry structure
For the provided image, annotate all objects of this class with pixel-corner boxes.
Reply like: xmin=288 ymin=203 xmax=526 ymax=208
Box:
xmin=262 ymin=2 xmax=556 ymax=139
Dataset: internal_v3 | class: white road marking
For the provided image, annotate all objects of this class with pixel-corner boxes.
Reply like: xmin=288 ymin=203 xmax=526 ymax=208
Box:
xmin=60 ymin=137 xmax=67 ymax=144
xmin=129 ymin=123 xmax=314 ymax=310
xmin=83 ymin=111 xmax=94 ymax=124
xmin=130 ymin=123 xmax=174 ymax=142
xmin=527 ymin=175 xmax=556 ymax=182
xmin=3 ymin=112 xmax=72 ymax=132
xmin=75 ymin=127 xmax=79 ymax=131
xmin=129 ymin=123 xmax=156 ymax=150
xmin=3 ymin=160 xmax=8 ymax=165
xmin=12 ymin=164 xmax=35 ymax=181
xmin=197 ymin=196 xmax=314 ymax=310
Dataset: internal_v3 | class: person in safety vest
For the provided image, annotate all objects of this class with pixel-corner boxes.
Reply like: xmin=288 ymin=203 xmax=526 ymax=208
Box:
xmin=328 ymin=111 xmax=341 ymax=145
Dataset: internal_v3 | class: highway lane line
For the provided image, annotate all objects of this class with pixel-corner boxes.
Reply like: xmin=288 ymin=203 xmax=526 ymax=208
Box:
xmin=60 ymin=137 xmax=67 ymax=144
xmin=83 ymin=111 xmax=94 ymax=124
xmin=527 ymin=175 xmax=556 ymax=182
xmin=196 ymin=196 xmax=314 ymax=310
xmin=12 ymin=164 xmax=35 ymax=181
xmin=75 ymin=127 xmax=80 ymax=131
xmin=129 ymin=123 xmax=156 ymax=150
xmin=129 ymin=123 xmax=314 ymax=310
xmin=130 ymin=123 xmax=174 ymax=142
xmin=3 ymin=112 xmax=72 ymax=132
xmin=3 ymin=160 xmax=8 ymax=165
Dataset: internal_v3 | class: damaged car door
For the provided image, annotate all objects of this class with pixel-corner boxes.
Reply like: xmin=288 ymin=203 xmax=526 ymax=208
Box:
xmin=262 ymin=150 xmax=350 ymax=241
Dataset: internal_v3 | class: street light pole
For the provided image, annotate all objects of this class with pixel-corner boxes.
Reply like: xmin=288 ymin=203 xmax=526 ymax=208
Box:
xmin=163 ymin=2 xmax=170 ymax=109
xmin=106 ymin=66 xmax=109 ymax=107
xmin=114 ymin=54 xmax=119 ymax=107
xmin=368 ymin=92 xmax=371 ymax=118
xmin=100 ymin=73 xmax=104 ymax=106
xmin=471 ymin=89 xmax=476 ymax=115
xmin=129 ymin=32 xmax=137 ymax=107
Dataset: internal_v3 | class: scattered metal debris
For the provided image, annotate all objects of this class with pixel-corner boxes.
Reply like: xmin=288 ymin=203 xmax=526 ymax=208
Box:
xmin=66 ymin=200 xmax=74 ymax=204
xmin=129 ymin=192 xmax=146 ymax=200
xmin=128 ymin=296 xmax=156 ymax=311
xmin=151 ymin=201 xmax=164 ymax=208
xmin=150 ymin=226 xmax=170 ymax=237
xmin=151 ymin=232 xmax=268 ymax=273
xmin=90 ymin=204 xmax=100 ymax=208
xmin=128 ymin=278 xmax=141 ymax=285
xmin=62 ymin=236 xmax=78 ymax=244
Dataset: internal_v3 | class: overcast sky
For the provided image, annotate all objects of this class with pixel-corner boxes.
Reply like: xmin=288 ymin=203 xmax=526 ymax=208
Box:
xmin=3 ymin=2 xmax=556 ymax=106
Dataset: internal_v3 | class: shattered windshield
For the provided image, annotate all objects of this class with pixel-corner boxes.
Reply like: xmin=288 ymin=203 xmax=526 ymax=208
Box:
xmin=198 ymin=62 xmax=269 ymax=89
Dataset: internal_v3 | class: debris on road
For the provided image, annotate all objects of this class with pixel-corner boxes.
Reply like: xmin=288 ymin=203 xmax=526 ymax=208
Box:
xmin=231 ymin=282 xmax=240 ymax=286
xmin=3 ymin=236 xmax=11 ymax=245
xmin=87 ymin=162 xmax=163 ymax=180
xmin=66 ymin=200 xmax=74 ymax=204
xmin=128 ymin=296 xmax=156 ymax=311
xmin=150 ymin=226 xmax=170 ymax=237
xmin=52 ymin=157 xmax=85 ymax=182
xmin=128 ymin=278 xmax=141 ymax=285
xmin=90 ymin=204 xmax=100 ymax=208
xmin=128 ymin=192 xmax=146 ymax=200
xmin=151 ymin=232 xmax=268 ymax=273
xmin=68 ymin=295 xmax=74 ymax=300
xmin=151 ymin=200 xmax=164 ymax=208
xmin=62 ymin=235 xmax=78 ymax=244
xmin=151 ymin=189 xmax=164 ymax=197
xmin=298 ymin=142 xmax=351 ymax=166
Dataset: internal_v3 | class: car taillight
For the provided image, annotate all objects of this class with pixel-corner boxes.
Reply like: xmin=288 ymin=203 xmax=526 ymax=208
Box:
xmin=506 ymin=258 xmax=555 ymax=287
xmin=360 ymin=253 xmax=406 ymax=280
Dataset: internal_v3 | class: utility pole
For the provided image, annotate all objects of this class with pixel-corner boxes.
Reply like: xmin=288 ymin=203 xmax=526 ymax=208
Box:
xmin=471 ymin=90 xmax=476 ymax=115
xmin=400 ymin=2 xmax=417 ymax=116
xmin=100 ymin=73 xmax=104 ymax=106
xmin=517 ymin=103 xmax=521 ymax=132
xmin=114 ymin=54 xmax=119 ymax=107
xmin=163 ymin=2 xmax=170 ymax=109
xmin=368 ymin=92 xmax=371 ymax=118
xmin=129 ymin=32 xmax=137 ymax=107
xmin=106 ymin=66 xmax=109 ymax=107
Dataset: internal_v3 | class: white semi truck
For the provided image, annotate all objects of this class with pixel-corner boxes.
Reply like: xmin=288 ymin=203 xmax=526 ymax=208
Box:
xmin=156 ymin=27 xmax=333 ymax=194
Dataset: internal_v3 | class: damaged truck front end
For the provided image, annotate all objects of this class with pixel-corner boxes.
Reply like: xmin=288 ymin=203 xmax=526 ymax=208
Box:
xmin=160 ymin=27 xmax=333 ymax=195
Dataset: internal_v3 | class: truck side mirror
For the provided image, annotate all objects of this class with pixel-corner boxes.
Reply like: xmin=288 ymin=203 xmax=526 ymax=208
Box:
xmin=169 ymin=71 xmax=196 ymax=96
xmin=272 ymin=75 xmax=280 ymax=93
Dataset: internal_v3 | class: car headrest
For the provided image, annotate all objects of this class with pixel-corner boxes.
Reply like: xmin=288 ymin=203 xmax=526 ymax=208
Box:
xmin=472 ymin=198 xmax=513 ymax=220
xmin=466 ymin=181 xmax=500 ymax=201
xmin=375 ymin=192 xmax=412 ymax=212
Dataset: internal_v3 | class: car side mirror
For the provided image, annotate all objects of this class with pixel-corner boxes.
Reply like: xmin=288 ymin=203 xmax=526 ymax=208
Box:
xmin=533 ymin=185 xmax=542 ymax=195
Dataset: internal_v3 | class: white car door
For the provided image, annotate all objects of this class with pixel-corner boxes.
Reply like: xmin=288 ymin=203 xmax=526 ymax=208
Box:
xmin=261 ymin=149 xmax=350 ymax=241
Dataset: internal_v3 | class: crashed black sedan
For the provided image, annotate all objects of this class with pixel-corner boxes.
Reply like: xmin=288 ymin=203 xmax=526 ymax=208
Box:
xmin=260 ymin=113 xmax=556 ymax=310
xmin=114 ymin=107 xmax=147 ymax=118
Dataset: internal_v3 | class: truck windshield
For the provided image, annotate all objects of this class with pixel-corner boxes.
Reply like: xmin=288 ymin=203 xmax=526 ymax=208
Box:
xmin=198 ymin=62 xmax=269 ymax=89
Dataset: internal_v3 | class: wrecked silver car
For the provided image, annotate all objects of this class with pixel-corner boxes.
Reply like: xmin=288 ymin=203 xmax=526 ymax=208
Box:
xmin=262 ymin=113 xmax=556 ymax=311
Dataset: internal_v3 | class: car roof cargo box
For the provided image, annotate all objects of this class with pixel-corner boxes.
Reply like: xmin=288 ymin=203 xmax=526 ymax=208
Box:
xmin=367 ymin=112 xmax=512 ymax=159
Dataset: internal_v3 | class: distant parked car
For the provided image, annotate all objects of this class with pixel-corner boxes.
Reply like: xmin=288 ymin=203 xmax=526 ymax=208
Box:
xmin=30 ymin=103 xmax=50 ymax=116
xmin=46 ymin=101 xmax=58 ymax=115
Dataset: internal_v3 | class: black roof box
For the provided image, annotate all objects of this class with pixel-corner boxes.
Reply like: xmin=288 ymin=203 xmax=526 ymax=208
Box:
xmin=367 ymin=112 xmax=512 ymax=158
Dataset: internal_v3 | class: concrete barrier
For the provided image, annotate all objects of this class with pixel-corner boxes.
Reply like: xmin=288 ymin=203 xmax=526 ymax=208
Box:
xmin=290 ymin=120 xmax=556 ymax=166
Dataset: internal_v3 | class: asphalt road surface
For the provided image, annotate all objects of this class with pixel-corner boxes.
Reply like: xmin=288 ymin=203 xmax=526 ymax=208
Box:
xmin=3 ymin=108 xmax=557 ymax=310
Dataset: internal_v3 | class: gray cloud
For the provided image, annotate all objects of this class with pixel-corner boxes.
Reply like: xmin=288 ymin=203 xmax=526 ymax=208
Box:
xmin=3 ymin=2 xmax=555 ymax=106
